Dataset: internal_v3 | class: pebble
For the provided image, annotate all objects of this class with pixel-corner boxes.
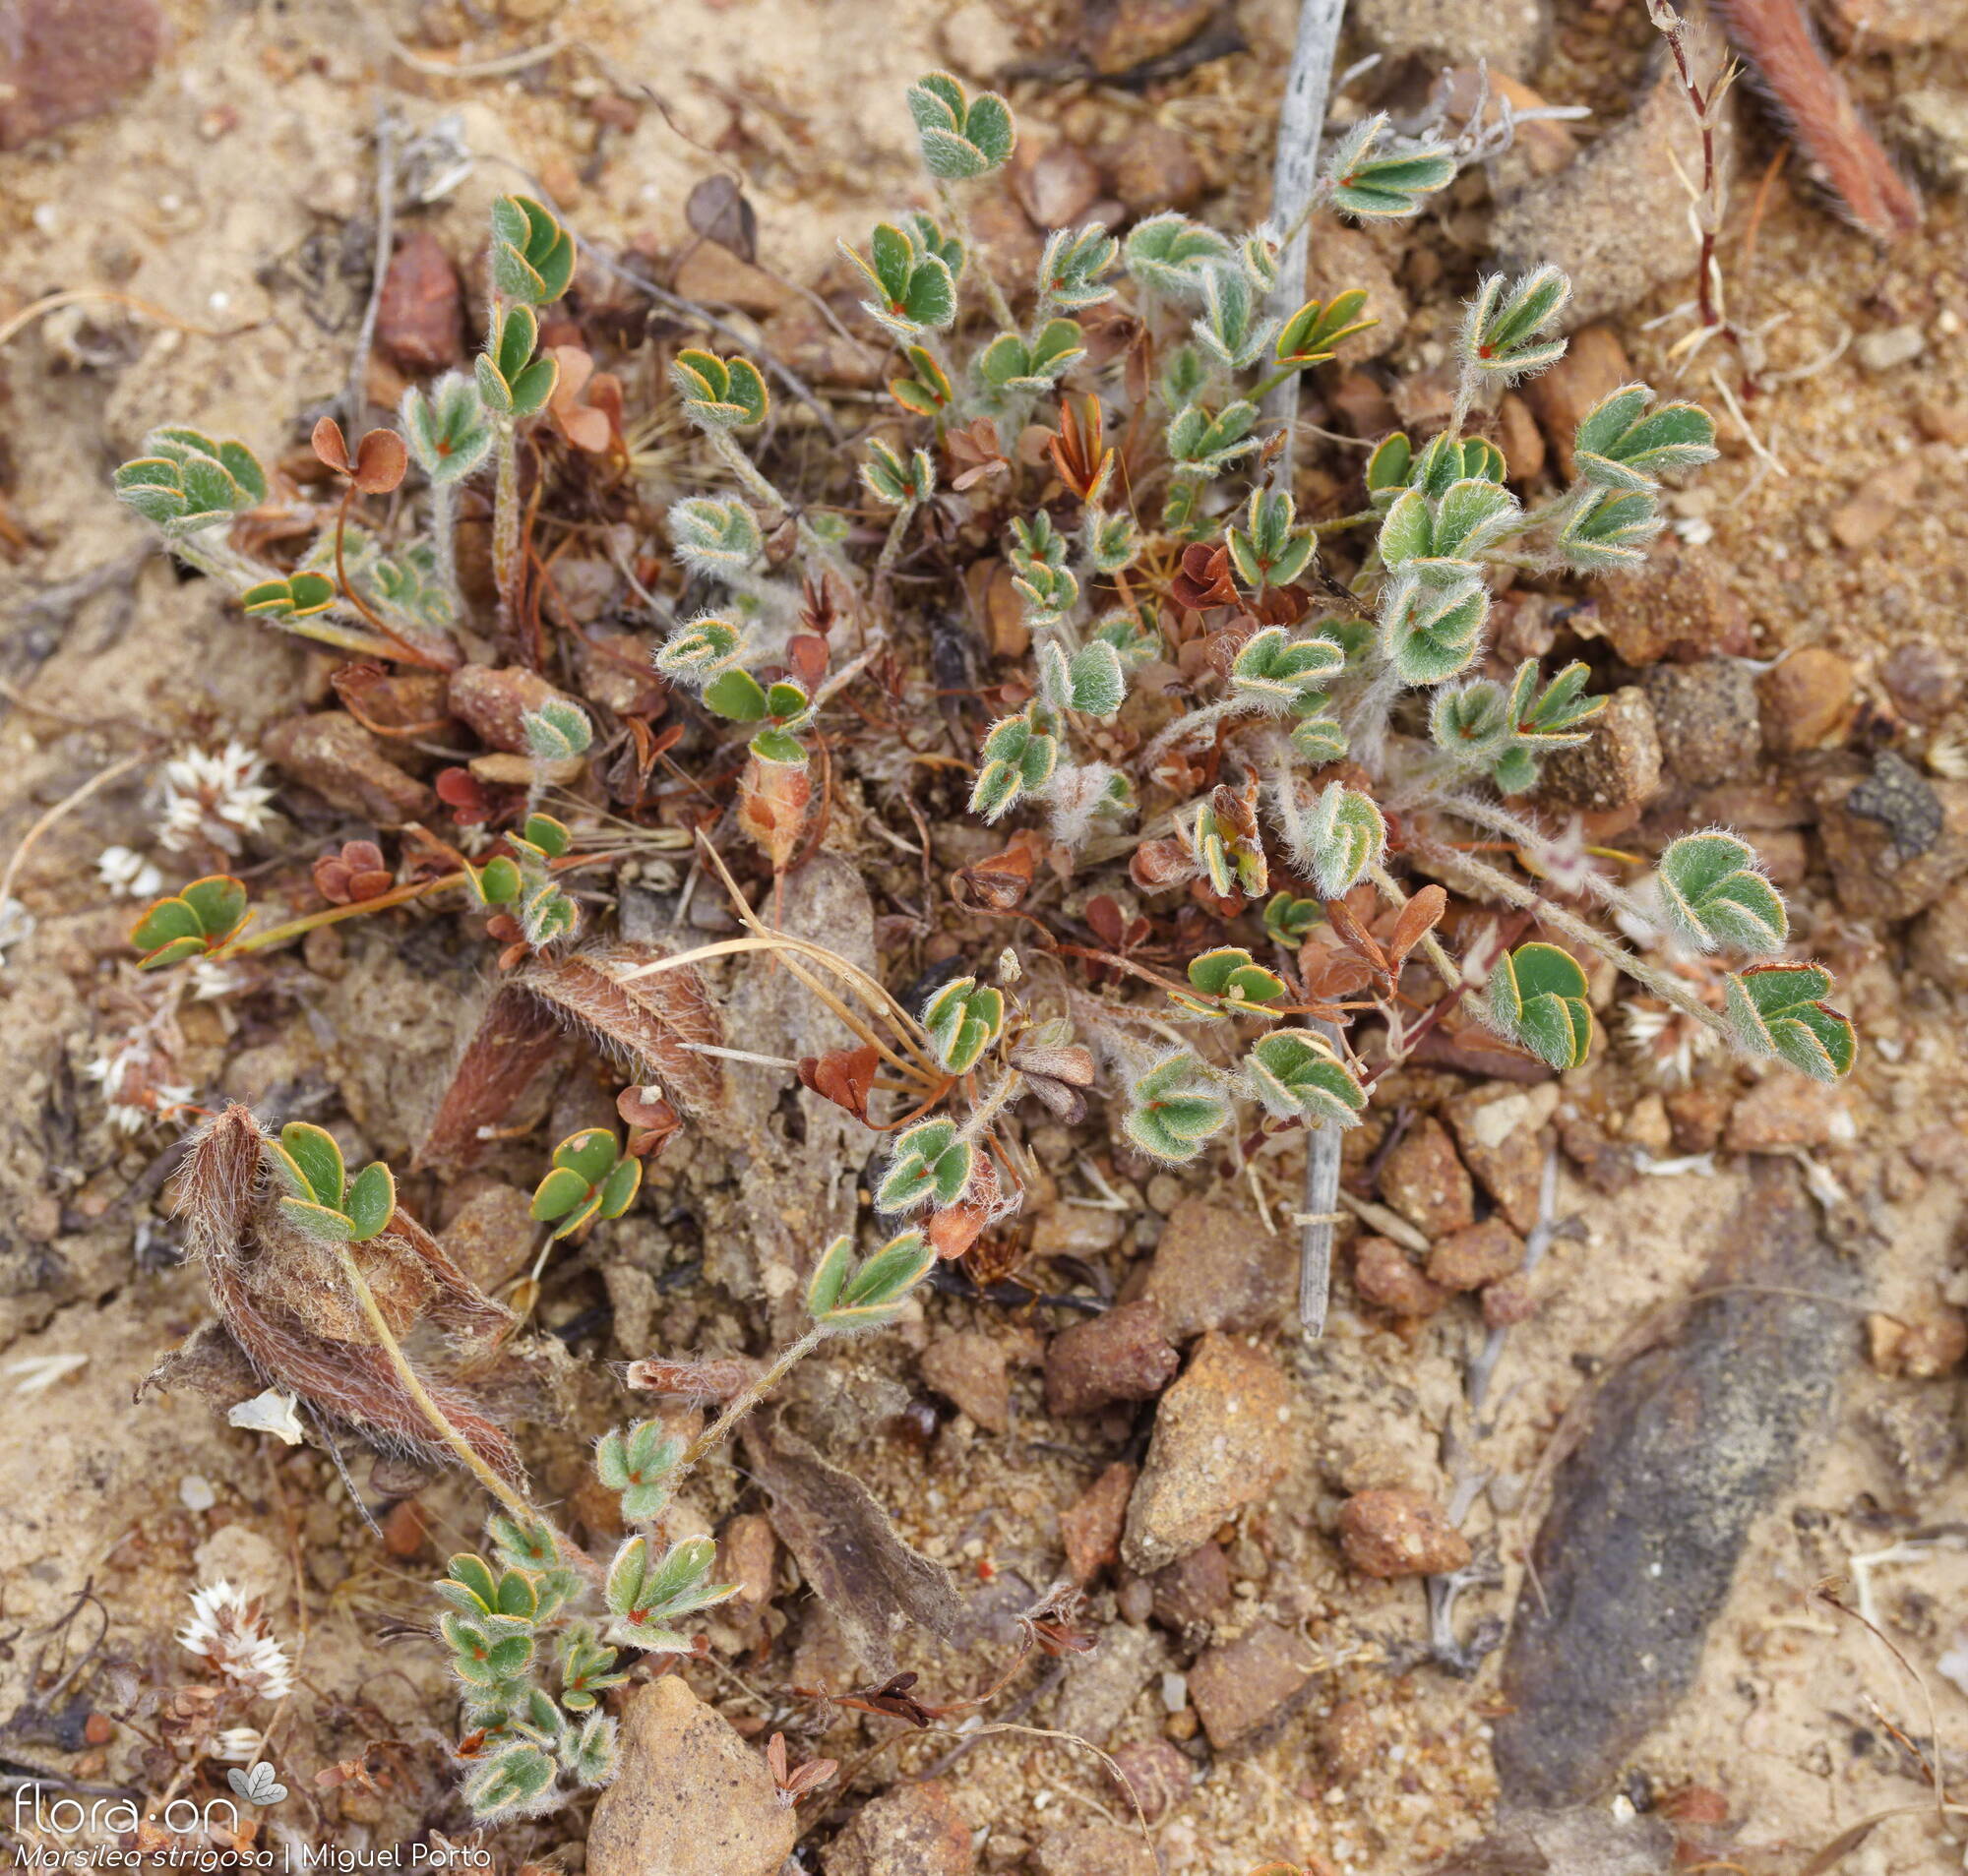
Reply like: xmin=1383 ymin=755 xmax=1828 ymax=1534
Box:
xmin=263 ymin=713 xmax=435 ymax=825
xmin=1350 ymin=0 xmax=1550 ymax=77
xmin=1032 ymin=1822 xmax=1156 ymax=1876
xmin=192 ymin=1524 xmax=284 ymax=1603
xmin=1490 ymin=64 xmax=1719 ymax=328
xmin=1103 ymin=121 xmax=1204 ymax=213
xmin=585 ymin=1678 xmax=795 ymax=1876
xmin=1316 ymin=1699 xmax=1378 ymax=1782
xmin=1587 ymin=544 xmax=1753 ymax=665
xmin=1758 ymin=647 xmax=1856 ymax=753
xmin=1378 ymin=1116 xmax=1476 ymax=1239
xmin=1880 ymin=642 xmax=1962 ymax=723
xmin=1108 ymin=1741 xmax=1191 ymax=1824
xmin=1137 ymin=1197 xmax=1294 ymax=1340
xmin=1482 ymin=1271 xmax=1540 ymax=1328
xmin=1831 ymin=454 xmax=1924 ymax=552
xmin=1495 ymin=392 xmax=1545 ymax=483
xmin=1015 ymin=142 xmax=1102 ymax=229
xmin=1539 ymin=685 xmax=1663 ymax=812
xmin=1044 ymin=1300 xmax=1179 ymax=1417
xmin=1187 ymin=1620 xmax=1322 ymax=1752
xmin=1302 ymin=224 xmax=1408 ymax=365
xmin=825 ymin=1778 xmax=973 ymax=1876
xmin=1059 ymin=1461 xmax=1137 ymax=1585
xmin=1122 ymin=1334 xmax=1292 ymax=1572
xmin=1352 ymin=1236 xmax=1450 ymax=1318
xmin=436 ymin=1182 xmax=536 ymax=1293
xmin=1443 ymin=1084 xmax=1556 ymax=1232
xmin=1029 ymin=1203 xmax=1125 ymax=1258
xmin=716 ymin=1512 xmax=778 ymax=1620
xmin=1077 ymin=0 xmax=1218 ymax=76
xmin=1867 ymin=1309 xmax=1968 ymax=1380
xmin=1865 ymin=1390 xmax=1960 ymax=1496
xmin=671 ymin=244 xmax=791 ymax=317
xmin=448 ymin=665 xmax=584 ymax=756
xmin=1815 ymin=766 xmax=1967 ymax=921
xmin=1854 ymin=324 xmax=1926 ymax=372
xmin=1337 ymin=1488 xmax=1472 ymax=1578
xmin=1148 ymin=1538 xmax=1232 ymax=1637
xmin=1427 ymin=1218 xmax=1526 ymax=1292
xmin=1521 ymin=326 xmax=1630 ymax=479
xmin=1897 ymin=88 xmax=1968 ymax=188
xmin=378 ymin=1499 xmax=430 ymax=1559
xmin=939 ymin=0 xmax=1020 ymax=78
xmin=377 ymin=229 xmax=463 ymax=372
xmin=1051 ymin=1620 xmax=1172 ymax=1748
xmin=1723 ymin=1078 xmax=1851 ymax=1153
xmin=1911 ymin=877 xmax=1968 ymax=990
xmin=1640 ymin=659 xmax=1762 ymax=787
xmin=0 ymin=0 xmax=162 ymax=149
xmin=919 ymin=1332 xmax=1010 ymax=1433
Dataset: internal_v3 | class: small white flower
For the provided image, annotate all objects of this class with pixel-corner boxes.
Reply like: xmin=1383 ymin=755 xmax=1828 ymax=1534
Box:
xmin=157 ymin=743 xmax=277 ymax=855
xmin=213 ymin=1727 xmax=264 ymax=1764
xmin=189 ymin=957 xmax=250 ymax=1001
xmin=96 ymin=845 xmax=165 ymax=899
xmin=179 ymin=1581 xmax=295 ymax=1703
xmin=0 ymin=895 xmax=35 ymax=969
xmin=86 ymin=1040 xmax=193 ymax=1132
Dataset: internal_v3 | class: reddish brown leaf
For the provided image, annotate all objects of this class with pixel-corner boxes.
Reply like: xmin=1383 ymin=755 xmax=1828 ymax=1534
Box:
xmin=796 ymin=1043 xmax=880 ymax=1124
xmin=351 ymin=428 xmax=408 ymax=494
xmin=926 ymin=1152 xmax=1000 ymax=1261
xmin=1169 ymin=542 xmax=1238 ymax=611
xmin=953 ymin=840 xmax=1036 ymax=913
xmin=311 ymin=415 xmax=352 ymax=475
xmin=1324 ymin=896 xmax=1389 ymax=976
xmin=624 ymin=1355 xmax=761 ymax=1399
xmin=1385 ymin=884 xmax=1447 ymax=974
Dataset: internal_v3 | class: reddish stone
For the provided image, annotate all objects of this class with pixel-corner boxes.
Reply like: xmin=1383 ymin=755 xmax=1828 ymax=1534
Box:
xmin=1337 ymin=1488 xmax=1471 ymax=1578
xmin=377 ymin=228 xmax=464 ymax=372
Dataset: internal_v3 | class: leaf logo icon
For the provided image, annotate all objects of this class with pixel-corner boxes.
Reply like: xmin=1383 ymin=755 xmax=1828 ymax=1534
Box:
xmin=227 ymin=1761 xmax=287 ymax=1807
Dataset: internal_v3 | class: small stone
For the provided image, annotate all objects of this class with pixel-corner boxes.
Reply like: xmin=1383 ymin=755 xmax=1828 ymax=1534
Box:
xmin=586 ymin=1679 xmax=795 ymax=1876
xmin=965 ymin=185 xmax=1046 ymax=295
xmin=1910 ymin=877 xmax=1968 ymax=990
xmin=1032 ymin=1822 xmax=1156 ymax=1876
xmin=1443 ymin=1083 xmax=1557 ymax=1233
xmin=0 ymin=0 xmax=162 ymax=149
xmin=1664 ymin=1083 xmax=1732 ymax=1155
xmin=1881 ymin=642 xmax=1962 ymax=723
xmin=1015 ymin=142 xmax=1102 ymax=229
xmin=1557 ymin=1112 xmax=1639 ymax=1193
xmin=1138 ymin=1197 xmax=1294 ymax=1340
xmin=1187 ymin=1620 xmax=1322 ymax=1752
xmin=1060 ymin=1461 xmax=1137 ymax=1585
xmin=757 ymin=301 xmax=885 ymax=390
xmin=1352 ymin=1236 xmax=1450 ymax=1318
xmin=1588 ymin=544 xmax=1753 ymax=665
xmin=1378 ymin=1116 xmax=1476 ymax=1238
xmin=378 ymin=1499 xmax=429 ymax=1558
xmin=1148 ymin=1539 xmax=1232 ymax=1636
xmin=1303 ymin=223 xmax=1407 ymax=365
xmin=1350 ymin=0 xmax=1550 ymax=76
xmin=1897 ymin=88 xmax=1968 ymax=188
xmin=191 ymin=1524 xmax=284 ymax=1604
xmin=1495 ymin=392 xmax=1545 ymax=483
xmin=825 ymin=1778 xmax=973 ymax=1876
xmin=1103 ymin=121 xmax=1204 ymax=213
xmin=1868 ymin=1309 xmax=1968 ymax=1380
xmin=1426 ymin=1218 xmax=1526 ymax=1292
xmin=1815 ymin=766 xmax=1968 ymax=921
xmin=341 ymin=670 xmax=450 ymax=732
xmin=717 ymin=1512 xmax=778 ymax=1617
xmin=1482 ymin=1272 xmax=1540 ymax=1328
xmin=1916 ymin=398 xmax=1968 ymax=446
xmin=1521 ymin=325 xmax=1630 ymax=479
xmin=1540 ymin=686 xmax=1663 ymax=812
xmin=1045 ymin=1301 xmax=1180 ymax=1417
xmin=436 ymin=1182 xmax=536 ymax=1293
xmin=1831 ymin=454 xmax=1925 ymax=552
xmin=1865 ymin=1389 xmax=1960 ymax=1494
xmin=1108 ymin=1741 xmax=1190 ymax=1824
xmin=1051 ymin=1620 xmax=1172 ymax=1747
xmin=262 ymin=713 xmax=435 ymax=825
xmin=1724 ymin=1078 xmax=1851 ymax=1153
xmin=672 ymin=244 xmax=791 ymax=318
xmin=1029 ymin=1203 xmax=1125 ymax=1258
xmin=939 ymin=0 xmax=1020 ymax=79
xmin=376 ymin=228 xmax=463 ymax=371
xmin=448 ymin=664 xmax=583 ymax=755
xmin=1316 ymin=1699 xmax=1377 ymax=1781
xmin=1077 ymin=0 xmax=1217 ymax=76
xmin=1122 ymin=1334 xmax=1293 ymax=1573
xmin=1854 ymin=324 xmax=1926 ymax=372
xmin=1759 ymin=647 xmax=1857 ymax=753
xmin=1640 ymin=659 xmax=1762 ymax=787
xmin=1337 ymin=1488 xmax=1472 ymax=1578
xmin=919 ymin=1332 xmax=1010 ymax=1434
xmin=1490 ymin=67 xmax=1716 ymax=328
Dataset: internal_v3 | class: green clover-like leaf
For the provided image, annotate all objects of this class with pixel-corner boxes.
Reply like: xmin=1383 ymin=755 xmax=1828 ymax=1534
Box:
xmin=1488 ymin=941 xmax=1593 ymax=1069
xmin=1122 ymin=1052 xmax=1230 ymax=1164
xmin=1243 ymin=1029 xmax=1368 ymax=1127
xmin=921 ymin=976 xmax=1006 ymax=1074
xmin=491 ymin=196 xmax=576 ymax=306
xmin=1293 ymin=782 xmax=1385 ymax=899
xmin=1123 ymin=212 xmax=1233 ymax=302
xmin=1572 ymin=385 xmax=1718 ymax=493
xmin=1656 ymin=831 xmax=1788 ymax=955
xmin=807 ymin=1228 xmax=937 ymax=1331
xmin=670 ymin=348 xmax=769 ymax=428
xmin=1274 ymin=288 xmax=1377 ymax=367
xmin=1461 ymin=266 xmax=1571 ymax=381
xmin=906 ymin=70 xmax=1015 ymax=178
xmin=1322 ymin=114 xmax=1457 ymax=219
xmin=876 ymin=1119 xmax=974 ymax=1214
xmin=1185 ymin=944 xmax=1287 ymax=1010
xmin=1722 ymin=964 xmax=1856 ymax=1082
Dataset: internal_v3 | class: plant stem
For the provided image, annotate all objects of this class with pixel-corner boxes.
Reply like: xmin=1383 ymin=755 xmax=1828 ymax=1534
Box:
xmin=708 ymin=428 xmax=789 ymax=514
xmin=1413 ymin=838 xmax=1735 ymax=1042
xmin=492 ymin=418 xmax=522 ymax=635
xmin=1297 ymin=1017 xmax=1345 ymax=1340
xmin=1258 ymin=0 xmax=1346 ymax=482
xmin=669 ymin=1325 xmax=827 ymax=1486
xmin=431 ymin=478 xmax=463 ymax=623
xmin=935 ymin=181 xmax=1016 ymax=334
xmin=214 ymin=871 xmax=465 ymax=959
xmin=1136 ymin=696 xmax=1246 ymax=776
xmin=170 ymin=534 xmax=410 ymax=662
xmin=956 ymin=1067 xmax=1023 ymax=1145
